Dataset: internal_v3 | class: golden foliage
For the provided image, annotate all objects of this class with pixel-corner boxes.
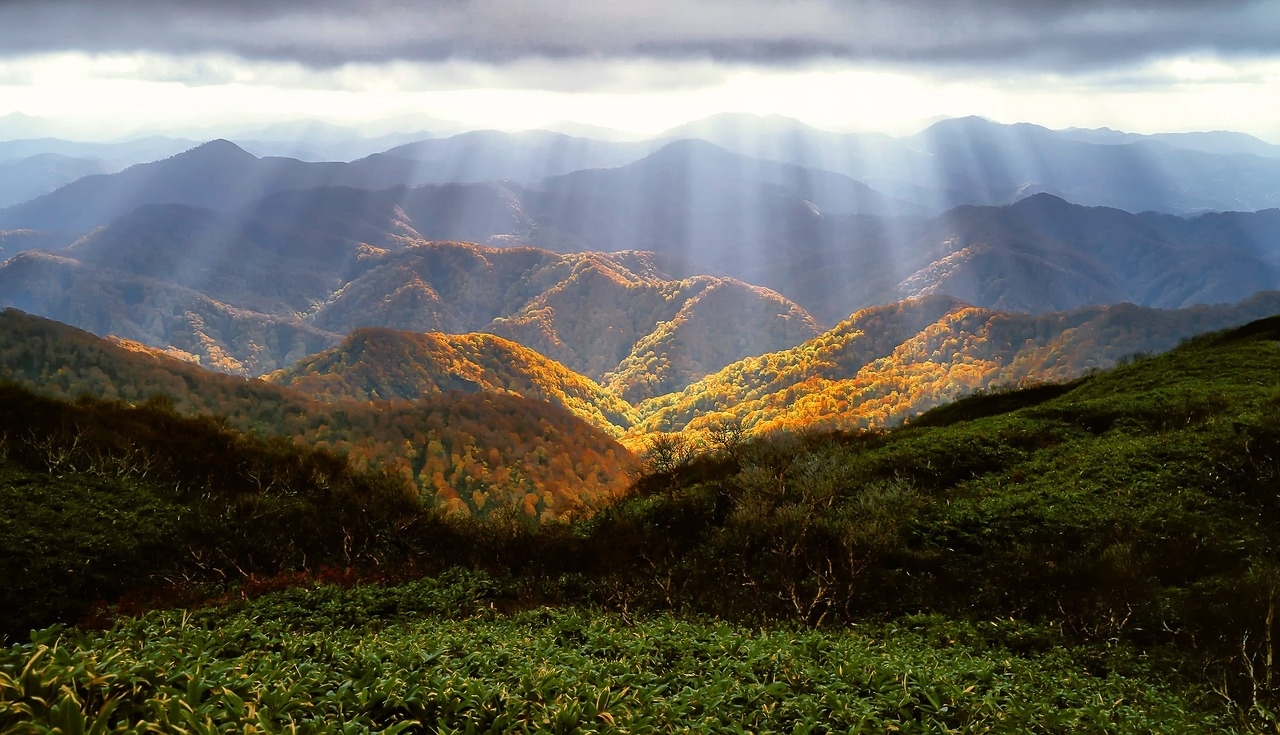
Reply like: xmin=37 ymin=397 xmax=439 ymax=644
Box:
xmin=0 ymin=309 xmax=633 ymax=518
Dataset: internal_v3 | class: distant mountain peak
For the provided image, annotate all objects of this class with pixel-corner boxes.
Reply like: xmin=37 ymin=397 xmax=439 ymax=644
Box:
xmin=1011 ymin=192 xmax=1073 ymax=208
xmin=926 ymin=115 xmax=998 ymax=130
xmin=649 ymin=138 xmax=736 ymax=157
xmin=178 ymin=139 xmax=256 ymax=161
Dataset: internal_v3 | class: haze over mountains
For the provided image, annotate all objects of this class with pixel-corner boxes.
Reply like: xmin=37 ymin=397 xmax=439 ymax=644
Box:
xmin=4 ymin=113 xmax=1280 ymax=450
xmin=3 ymin=117 xmax=1280 ymax=324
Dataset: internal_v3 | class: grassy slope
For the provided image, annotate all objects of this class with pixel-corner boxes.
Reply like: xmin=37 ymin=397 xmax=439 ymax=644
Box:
xmin=0 ymin=384 xmax=429 ymax=640
xmin=5 ymin=314 xmax=1280 ymax=730
xmin=0 ymin=574 xmax=1233 ymax=733
xmin=581 ymin=317 xmax=1280 ymax=704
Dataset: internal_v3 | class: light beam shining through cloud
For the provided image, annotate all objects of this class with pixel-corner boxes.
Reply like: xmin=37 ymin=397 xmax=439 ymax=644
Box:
xmin=0 ymin=1 xmax=1277 ymax=141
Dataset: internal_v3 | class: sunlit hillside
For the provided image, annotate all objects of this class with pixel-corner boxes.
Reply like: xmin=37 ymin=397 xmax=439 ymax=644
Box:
xmin=268 ymin=328 xmax=638 ymax=436
xmin=633 ymin=291 xmax=1280 ymax=439
xmin=0 ymin=309 xmax=633 ymax=518
xmin=308 ymin=240 xmax=821 ymax=394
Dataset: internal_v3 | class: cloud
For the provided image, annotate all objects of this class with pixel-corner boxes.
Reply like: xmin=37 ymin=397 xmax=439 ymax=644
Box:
xmin=0 ymin=0 xmax=1276 ymax=74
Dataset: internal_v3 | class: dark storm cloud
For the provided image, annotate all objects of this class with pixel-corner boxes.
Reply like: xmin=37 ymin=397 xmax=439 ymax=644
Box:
xmin=0 ymin=0 xmax=1276 ymax=71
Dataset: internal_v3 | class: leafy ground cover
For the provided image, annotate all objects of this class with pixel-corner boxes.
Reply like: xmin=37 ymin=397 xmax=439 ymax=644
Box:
xmin=0 ymin=573 xmax=1235 ymax=733
xmin=8 ymin=316 xmax=1280 ymax=729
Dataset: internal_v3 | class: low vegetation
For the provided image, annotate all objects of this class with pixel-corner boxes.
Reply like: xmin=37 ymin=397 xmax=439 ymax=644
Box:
xmin=6 ymin=314 xmax=1280 ymax=729
xmin=0 ymin=574 xmax=1235 ymax=733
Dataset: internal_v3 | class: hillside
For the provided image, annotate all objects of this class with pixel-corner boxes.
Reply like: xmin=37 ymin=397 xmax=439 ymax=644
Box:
xmin=0 ymin=249 xmax=343 ymax=374
xmin=269 ymin=328 xmax=637 ymax=436
xmin=312 ymin=242 xmax=821 ymax=397
xmin=888 ymin=193 xmax=1280 ymax=313
xmin=2 ymin=230 xmax=821 ymax=385
xmin=6 ymin=312 xmax=1280 ymax=729
xmin=58 ymin=185 xmax=529 ymax=315
xmin=0 ymin=383 xmax=424 ymax=638
xmin=0 ymin=308 xmax=632 ymax=517
xmin=634 ymin=291 xmax=1280 ymax=437
xmin=578 ymin=313 xmax=1280 ymax=714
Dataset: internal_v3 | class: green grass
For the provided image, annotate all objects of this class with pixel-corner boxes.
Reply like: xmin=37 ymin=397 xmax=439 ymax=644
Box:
xmin=9 ymin=317 xmax=1280 ymax=729
xmin=0 ymin=575 xmax=1235 ymax=734
xmin=0 ymin=462 xmax=183 ymax=637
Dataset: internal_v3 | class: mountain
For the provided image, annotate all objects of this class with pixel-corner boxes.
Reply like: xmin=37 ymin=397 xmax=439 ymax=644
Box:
xmin=309 ymin=242 xmax=821 ymax=399
xmin=372 ymin=129 xmax=656 ymax=184
xmin=0 ymin=140 xmax=467 ymax=235
xmin=0 ymin=308 xmax=632 ymax=518
xmin=57 ymin=184 xmax=528 ymax=315
xmin=908 ymin=116 xmax=1280 ymax=213
xmin=527 ymin=138 xmax=913 ymax=230
xmin=0 ymin=136 xmax=197 ymax=169
xmin=10 ymin=168 xmax=1280 ymax=348
xmin=658 ymin=113 xmax=941 ymax=205
xmin=719 ymin=193 xmax=1280 ymax=322
xmin=515 ymin=139 xmax=917 ymax=313
xmin=888 ymin=194 xmax=1280 ymax=313
xmin=633 ymin=290 xmax=1280 ymax=438
xmin=0 ymin=153 xmax=114 ymax=208
xmin=6 ymin=130 xmax=1280 ymax=373
xmin=664 ymin=114 xmax=1280 ymax=214
xmin=0 ymin=248 xmax=343 ymax=374
xmin=521 ymin=185 xmax=1280 ymax=323
xmin=1058 ymin=126 xmax=1280 ymax=158
xmin=1 ymin=232 xmax=820 ymax=389
xmin=268 ymin=328 xmax=638 ymax=436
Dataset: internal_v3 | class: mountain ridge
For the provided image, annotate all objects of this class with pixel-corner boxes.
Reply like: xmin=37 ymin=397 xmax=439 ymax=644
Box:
xmin=268 ymin=328 xmax=638 ymax=437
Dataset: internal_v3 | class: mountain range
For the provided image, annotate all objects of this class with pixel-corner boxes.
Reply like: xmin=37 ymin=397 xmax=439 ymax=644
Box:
xmin=6 ymin=282 xmax=1279 ymax=460
xmin=660 ymin=113 xmax=1280 ymax=213
xmin=7 ymin=109 xmax=1280 ymax=724
xmin=4 ymin=130 xmax=1280 ymax=326
xmin=264 ymin=290 xmax=1280 ymax=441
xmin=0 ymin=237 xmax=818 ymax=390
xmin=4 ymin=115 xmax=1280 ymax=458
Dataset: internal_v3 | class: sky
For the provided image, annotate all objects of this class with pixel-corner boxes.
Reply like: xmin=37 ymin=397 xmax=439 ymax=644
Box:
xmin=1 ymin=0 xmax=1279 ymax=141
